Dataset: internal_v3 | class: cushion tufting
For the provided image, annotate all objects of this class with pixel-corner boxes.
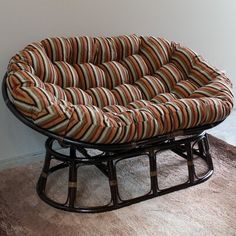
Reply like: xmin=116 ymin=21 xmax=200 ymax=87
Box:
xmin=6 ymin=35 xmax=234 ymax=144
xmin=98 ymin=61 xmax=129 ymax=89
xmin=94 ymin=37 xmax=117 ymax=64
xmin=112 ymin=34 xmax=141 ymax=60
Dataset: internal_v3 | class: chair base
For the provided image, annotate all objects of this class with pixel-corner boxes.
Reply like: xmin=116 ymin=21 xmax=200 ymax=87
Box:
xmin=36 ymin=132 xmax=213 ymax=213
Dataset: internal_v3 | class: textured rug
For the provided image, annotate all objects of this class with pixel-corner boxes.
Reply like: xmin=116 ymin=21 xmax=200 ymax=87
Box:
xmin=0 ymin=135 xmax=235 ymax=236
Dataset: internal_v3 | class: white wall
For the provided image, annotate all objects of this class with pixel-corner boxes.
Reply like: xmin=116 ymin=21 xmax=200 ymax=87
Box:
xmin=0 ymin=0 xmax=235 ymax=161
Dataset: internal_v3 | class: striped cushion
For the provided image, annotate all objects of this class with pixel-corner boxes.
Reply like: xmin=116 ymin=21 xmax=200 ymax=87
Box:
xmin=65 ymin=105 xmax=120 ymax=144
xmin=120 ymin=55 xmax=149 ymax=83
xmin=65 ymin=87 xmax=93 ymax=105
xmin=6 ymin=35 xmax=234 ymax=144
xmin=122 ymin=109 xmax=159 ymax=141
xmin=153 ymin=64 xmax=185 ymax=92
xmin=8 ymin=58 xmax=35 ymax=74
xmin=19 ymin=43 xmax=57 ymax=83
xmin=98 ymin=61 xmax=129 ymax=89
xmin=94 ymin=37 xmax=117 ymax=64
xmin=44 ymin=83 xmax=67 ymax=101
xmin=41 ymin=37 xmax=72 ymax=63
xmin=69 ymin=36 xmax=96 ymax=64
xmin=74 ymin=63 xmax=105 ymax=90
xmin=102 ymin=105 xmax=130 ymax=114
xmin=172 ymin=80 xmax=199 ymax=98
xmin=31 ymin=100 xmax=74 ymax=136
xmin=140 ymin=37 xmax=172 ymax=73
xmin=135 ymin=76 xmax=166 ymax=100
xmin=112 ymin=84 xmax=143 ymax=106
xmin=128 ymin=100 xmax=153 ymax=109
xmin=151 ymin=93 xmax=178 ymax=104
xmin=189 ymin=57 xmax=222 ymax=86
xmin=190 ymin=77 xmax=234 ymax=101
xmin=86 ymin=87 xmax=117 ymax=108
xmin=112 ymin=35 xmax=141 ymax=60
xmin=9 ymin=85 xmax=56 ymax=117
xmin=54 ymin=61 xmax=79 ymax=88
xmin=171 ymin=43 xmax=197 ymax=77
xmin=7 ymin=70 xmax=45 ymax=92
xmin=172 ymin=99 xmax=206 ymax=129
xmin=142 ymin=103 xmax=171 ymax=133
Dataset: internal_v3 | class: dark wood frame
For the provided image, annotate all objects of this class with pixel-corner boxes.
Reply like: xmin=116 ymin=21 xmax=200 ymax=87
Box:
xmin=2 ymin=73 xmax=218 ymax=213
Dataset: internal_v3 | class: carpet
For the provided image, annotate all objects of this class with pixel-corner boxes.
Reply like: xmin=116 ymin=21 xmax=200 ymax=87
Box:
xmin=0 ymin=135 xmax=235 ymax=236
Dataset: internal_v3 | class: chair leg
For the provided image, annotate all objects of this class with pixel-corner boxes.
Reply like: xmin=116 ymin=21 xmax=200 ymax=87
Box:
xmin=198 ymin=138 xmax=205 ymax=157
xmin=149 ymin=149 xmax=158 ymax=195
xmin=107 ymin=160 xmax=119 ymax=206
xmin=38 ymin=151 xmax=51 ymax=192
xmin=203 ymin=134 xmax=213 ymax=168
xmin=186 ymin=142 xmax=195 ymax=184
xmin=68 ymin=147 xmax=77 ymax=208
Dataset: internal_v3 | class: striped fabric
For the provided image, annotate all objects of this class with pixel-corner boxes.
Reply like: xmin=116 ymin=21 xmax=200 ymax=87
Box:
xmin=142 ymin=103 xmax=172 ymax=133
xmin=128 ymin=100 xmax=153 ymax=109
xmin=172 ymin=80 xmax=199 ymax=98
xmin=153 ymin=63 xmax=185 ymax=92
xmin=69 ymin=36 xmax=96 ymax=64
xmin=8 ymin=58 xmax=35 ymax=74
xmin=15 ymin=43 xmax=58 ymax=84
xmin=171 ymin=44 xmax=223 ymax=87
xmin=112 ymin=35 xmax=141 ymax=60
xmin=65 ymin=105 xmax=117 ymax=143
xmin=172 ymin=99 xmax=205 ymax=129
xmin=64 ymin=87 xmax=93 ymax=105
xmin=112 ymin=84 xmax=143 ymax=106
xmin=74 ymin=63 xmax=105 ymax=90
xmin=44 ymin=83 xmax=67 ymax=101
xmin=32 ymin=100 xmax=74 ymax=136
xmin=122 ymin=109 xmax=159 ymax=142
xmin=7 ymin=70 xmax=45 ymax=92
xmin=98 ymin=61 xmax=129 ymax=89
xmin=94 ymin=37 xmax=117 ymax=64
xmin=8 ymin=85 xmax=56 ymax=118
xmin=135 ymin=76 xmax=166 ymax=100
xmin=120 ymin=55 xmax=149 ymax=83
xmin=6 ymin=35 xmax=234 ymax=144
xmin=140 ymin=37 xmax=172 ymax=73
xmin=86 ymin=87 xmax=117 ymax=108
xmin=189 ymin=57 xmax=222 ymax=86
xmin=41 ymin=37 xmax=72 ymax=63
xmin=170 ymin=43 xmax=197 ymax=77
xmin=54 ymin=61 xmax=79 ymax=88
xmin=190 ymin=77 xmax=234 ymax=103
xmin=102 ymin=105 xmax=130 ymax=114
xmin=151 ymin=93 xmax=178 ymax=104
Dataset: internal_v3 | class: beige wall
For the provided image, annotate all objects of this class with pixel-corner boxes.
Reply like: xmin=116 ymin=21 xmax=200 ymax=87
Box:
xmin=0 ymin=0 xmax=235 ymax=160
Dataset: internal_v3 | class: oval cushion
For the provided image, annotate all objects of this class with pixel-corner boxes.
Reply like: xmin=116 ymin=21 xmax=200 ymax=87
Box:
xmin=6 ymin=35 xmax=234 ymax=144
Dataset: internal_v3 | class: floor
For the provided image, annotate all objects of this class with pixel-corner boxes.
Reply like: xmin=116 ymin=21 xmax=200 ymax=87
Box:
xmin=208 ymin=109 xmax=236 ymax=146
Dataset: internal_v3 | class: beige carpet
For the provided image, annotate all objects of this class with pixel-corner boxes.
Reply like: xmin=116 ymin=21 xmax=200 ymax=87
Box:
xmin=0 ymin=135 xmax=235 ymax=236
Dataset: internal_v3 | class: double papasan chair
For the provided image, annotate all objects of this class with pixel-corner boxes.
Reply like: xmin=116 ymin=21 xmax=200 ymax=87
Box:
xmin=2 ymin=35 xmax=233 ymax=213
